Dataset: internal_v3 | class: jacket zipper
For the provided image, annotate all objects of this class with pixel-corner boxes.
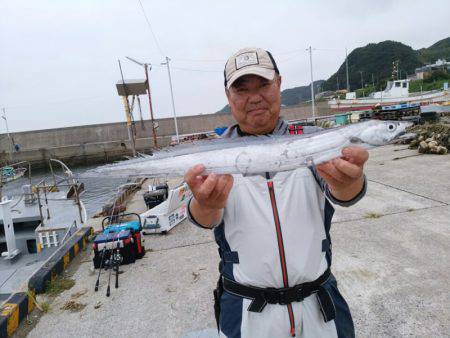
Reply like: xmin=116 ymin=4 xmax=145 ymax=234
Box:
xmin=267 ymin=179 xmax=296 ymax=337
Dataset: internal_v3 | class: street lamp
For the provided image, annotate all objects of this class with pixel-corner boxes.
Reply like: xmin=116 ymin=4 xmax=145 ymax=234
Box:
xmin=161 ymin=56 xmax=180 ymax=144
xmin=306 ymin=46 xmax=316 ymax=118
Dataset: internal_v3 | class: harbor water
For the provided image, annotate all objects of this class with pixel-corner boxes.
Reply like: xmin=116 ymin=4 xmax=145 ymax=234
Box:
xmin=1 ymin=165 xmax=128 ymax=217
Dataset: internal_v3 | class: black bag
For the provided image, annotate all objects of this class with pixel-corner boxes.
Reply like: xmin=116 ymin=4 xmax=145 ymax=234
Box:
xmin=213 ymin=275 xmax=224 ymax=333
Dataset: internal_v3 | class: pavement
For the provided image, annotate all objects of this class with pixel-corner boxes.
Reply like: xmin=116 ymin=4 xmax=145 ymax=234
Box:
xmin=15 ymin=145 xmax=450 ymax=338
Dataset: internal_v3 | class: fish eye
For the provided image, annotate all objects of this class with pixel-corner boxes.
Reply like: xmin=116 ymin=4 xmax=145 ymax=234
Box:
xmin=388 ymin=123 xmax=396 ymax=131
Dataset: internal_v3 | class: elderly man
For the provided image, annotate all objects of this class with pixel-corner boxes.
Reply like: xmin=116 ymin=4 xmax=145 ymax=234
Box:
xmin=184 ymin=48 xmax=368 ymax=338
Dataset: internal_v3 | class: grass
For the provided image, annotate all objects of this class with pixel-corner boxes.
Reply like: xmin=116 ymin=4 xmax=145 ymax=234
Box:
xmin=355 ymin=85 xmax=377 ymax=98
xmin=41 ymin=302 xmax=51 ymax=313
xmin=364 ymin=212 xmax=383 ymax=219
xmin=60 ymin=300 xmax=86 ymax=313
xmin=44 ymin=276 xmax=75 ymax=296
xmin=410 ymin=79 xmax=450 ymax=92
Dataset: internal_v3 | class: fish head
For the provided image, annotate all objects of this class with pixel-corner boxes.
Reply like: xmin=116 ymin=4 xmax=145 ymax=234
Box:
xmin=353 ymin=121 xmax=413 ymax=146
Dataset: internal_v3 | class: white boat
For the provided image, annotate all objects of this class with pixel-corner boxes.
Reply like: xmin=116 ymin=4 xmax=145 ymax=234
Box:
xmin=0 ymin=159 xmax=87 ymax=302
xmin=328 ymin=79 xmax=450 ymax=112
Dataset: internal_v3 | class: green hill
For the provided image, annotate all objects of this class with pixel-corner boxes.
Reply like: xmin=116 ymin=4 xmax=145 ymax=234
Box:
xmin=322 ymin=41 xmax=421 ymax=92
xmin=418 ymin=37 xmax=450 ymax=63
xmin=322 ymin=37 xmax=450 ymax=92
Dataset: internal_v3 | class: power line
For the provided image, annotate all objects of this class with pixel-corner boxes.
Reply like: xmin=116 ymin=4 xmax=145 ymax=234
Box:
xmin=171 ymin=66 xmax=222 ymax=73
xmin=171 ymin=58 xmax=225 ymax=63
xmin=137 ymin=0 xmax=165 ymax=57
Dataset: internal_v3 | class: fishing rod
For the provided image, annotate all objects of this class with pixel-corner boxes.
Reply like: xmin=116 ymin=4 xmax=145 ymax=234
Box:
xmin=103 ymin=184 xmax=127 ymax=297
xmin=106 ymin=230 xmax=124 ymax=297
xmin=106 ymin=247 xmax=113 ymax=297
xmin=95 ymin=183 xmax=139 ymax=296
xmin=95 ymin=198 xmax=119 ymax=295
xmin=114 ymin=238 xmax=122 ymax=289
xmin=94 ymin=246 xmax=107 ymax=292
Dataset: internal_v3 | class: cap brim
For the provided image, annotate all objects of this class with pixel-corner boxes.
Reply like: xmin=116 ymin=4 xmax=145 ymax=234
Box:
xmin=226 ymin=67 xmax=275 ymax=89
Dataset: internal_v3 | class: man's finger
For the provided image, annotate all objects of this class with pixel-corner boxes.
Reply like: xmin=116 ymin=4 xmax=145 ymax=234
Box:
xmin=319 ymin=161 xmax=348 ymax=183
xmin=342 ymin=146 xmax=369 ymax=165
xmin=219 ymin=175 xmax=234 ymax=200
xmin=316 ymin=167 xmax=341 ymax=188
xmin=196 ymin=173 xmax=218 ymax=200
xmin=333 ymin=158 xmax=363 ymax=179
xmin=209 ymin=175 xmax=229 ymax=200
xmin=184 ymin=164 xmax=205 ymax=188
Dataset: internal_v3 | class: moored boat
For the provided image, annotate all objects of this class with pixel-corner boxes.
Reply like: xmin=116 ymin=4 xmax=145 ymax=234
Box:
xmin=328 ymin=79 xmax=450 ymax=112
xmin=0 ymin=162 xmax=29 ymax=184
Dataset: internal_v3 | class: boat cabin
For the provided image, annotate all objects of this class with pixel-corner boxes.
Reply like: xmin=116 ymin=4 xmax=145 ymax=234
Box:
xmin=371 ymin=79 xmax=410 ymax=99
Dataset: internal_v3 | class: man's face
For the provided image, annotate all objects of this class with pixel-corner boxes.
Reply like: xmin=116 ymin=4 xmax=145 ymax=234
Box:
xmin=226 ymin=74 xmax=282 ymax=135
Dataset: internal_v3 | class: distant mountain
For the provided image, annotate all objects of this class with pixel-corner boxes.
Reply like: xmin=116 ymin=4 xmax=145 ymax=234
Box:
xmin=322 ymin=37 xmax=450 ymax=92
xmin=322 ymin=41 xmax=421 ymax=92
xmin=280 ymin=80 xmax=324 ymax=106
xmin=417 ymin=37 xmax=450 ymax=63
xmin=218 ymin=80 xmax=324 ymax=113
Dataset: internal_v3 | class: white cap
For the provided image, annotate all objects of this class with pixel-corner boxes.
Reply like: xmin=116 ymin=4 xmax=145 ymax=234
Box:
xmin=224 ymin=48 xmax=279 ymax=89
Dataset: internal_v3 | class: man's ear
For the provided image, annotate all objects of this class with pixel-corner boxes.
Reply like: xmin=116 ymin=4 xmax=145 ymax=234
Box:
xmin=225 ymin=88 xmax=231 ymax=100
xmin=276 ymin=75 xmax=282 ymax=87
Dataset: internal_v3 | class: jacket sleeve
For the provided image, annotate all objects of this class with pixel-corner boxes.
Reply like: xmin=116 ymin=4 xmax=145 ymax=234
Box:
xmin=186 ymin=196 xmax=224 ymax=229
xmin=308 ymin=165 xmax=367 ymax=207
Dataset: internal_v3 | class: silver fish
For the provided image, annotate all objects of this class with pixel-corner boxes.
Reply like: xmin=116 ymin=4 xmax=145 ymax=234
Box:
xmin=87 ymin=120 xmax=411 ymax=178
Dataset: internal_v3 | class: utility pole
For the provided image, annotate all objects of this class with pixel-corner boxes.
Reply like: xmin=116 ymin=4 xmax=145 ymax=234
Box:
xmin=161 ymin=56 xmax=180 ymax=143
xmin=345 ymin=48 xmax=350 ymax=91
xmin=359 ymin=71 xmax=365 ymax=97
xmin=336 ymin=75 xmax=340 ymax=91
xmin=125 ymin=56 xmax=158 ymax=148
xmin=371 ymin=73 xmax=375 ymax=88
xmin=1 ymin=108 xmax=14 ymax=162
xmin=117 ymin=60 xmax=137 ymax=157
xmin=307 ymin=46 xmax=316 ymax=118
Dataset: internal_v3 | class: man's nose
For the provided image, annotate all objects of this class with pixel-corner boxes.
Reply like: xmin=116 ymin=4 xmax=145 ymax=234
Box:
xmin=248 ymin=90 xmax=263 ymax=103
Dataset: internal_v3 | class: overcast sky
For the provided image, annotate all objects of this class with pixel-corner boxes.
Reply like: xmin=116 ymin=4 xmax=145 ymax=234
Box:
xmin=1 ymin=0 xmax=449 ymax=132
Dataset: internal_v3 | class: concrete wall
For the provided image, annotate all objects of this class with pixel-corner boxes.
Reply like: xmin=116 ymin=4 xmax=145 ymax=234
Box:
xmin=0 ymin=102 xmax=330 ymax=167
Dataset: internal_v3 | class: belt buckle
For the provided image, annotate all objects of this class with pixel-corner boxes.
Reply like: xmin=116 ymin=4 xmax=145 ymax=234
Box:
xmin=277 ymin=287 xmax=295 ymax=305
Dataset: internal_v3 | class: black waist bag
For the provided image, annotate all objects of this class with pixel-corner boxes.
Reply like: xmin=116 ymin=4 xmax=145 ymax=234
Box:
xmin=213 ymin=275 xmax=224 ymax=332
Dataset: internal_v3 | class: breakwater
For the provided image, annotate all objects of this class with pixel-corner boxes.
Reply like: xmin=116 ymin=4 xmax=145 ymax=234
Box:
xmin=0 ymin=102 xmax=330 ymax=168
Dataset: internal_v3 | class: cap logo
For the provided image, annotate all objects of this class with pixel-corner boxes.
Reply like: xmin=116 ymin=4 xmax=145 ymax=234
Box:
xmin=235 ymin=52 xmax=259 ymax=70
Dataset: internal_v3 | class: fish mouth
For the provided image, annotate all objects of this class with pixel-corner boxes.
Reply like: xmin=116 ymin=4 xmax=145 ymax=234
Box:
xmin=398 ymin=132 xmax=417 ymax=140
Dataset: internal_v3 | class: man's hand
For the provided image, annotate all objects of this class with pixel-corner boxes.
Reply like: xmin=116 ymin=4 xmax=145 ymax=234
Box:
xmin=184 ymin=164 xmax=234 ymax=227
xmin=316 ymin=146 xmax=369 ymax=202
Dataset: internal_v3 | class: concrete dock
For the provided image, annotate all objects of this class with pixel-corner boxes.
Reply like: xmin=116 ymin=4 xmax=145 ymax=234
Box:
xmin=14 ymin=145 xmax=450 ymax=337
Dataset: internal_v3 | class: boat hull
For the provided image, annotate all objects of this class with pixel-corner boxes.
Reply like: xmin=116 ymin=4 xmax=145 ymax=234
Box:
xmin=329 ymin=90 xmax=450 ymax=112
xmin=1 ymin=168 xmax=27 ymax=183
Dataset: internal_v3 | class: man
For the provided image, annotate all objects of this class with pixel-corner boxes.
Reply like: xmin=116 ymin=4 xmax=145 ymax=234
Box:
xmin=184 ymin=48 xmax=368 ymax=338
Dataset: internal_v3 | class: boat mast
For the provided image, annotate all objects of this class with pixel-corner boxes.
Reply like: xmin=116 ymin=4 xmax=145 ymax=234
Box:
xmin=307 ymin=46 xmax=316 ymax=118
